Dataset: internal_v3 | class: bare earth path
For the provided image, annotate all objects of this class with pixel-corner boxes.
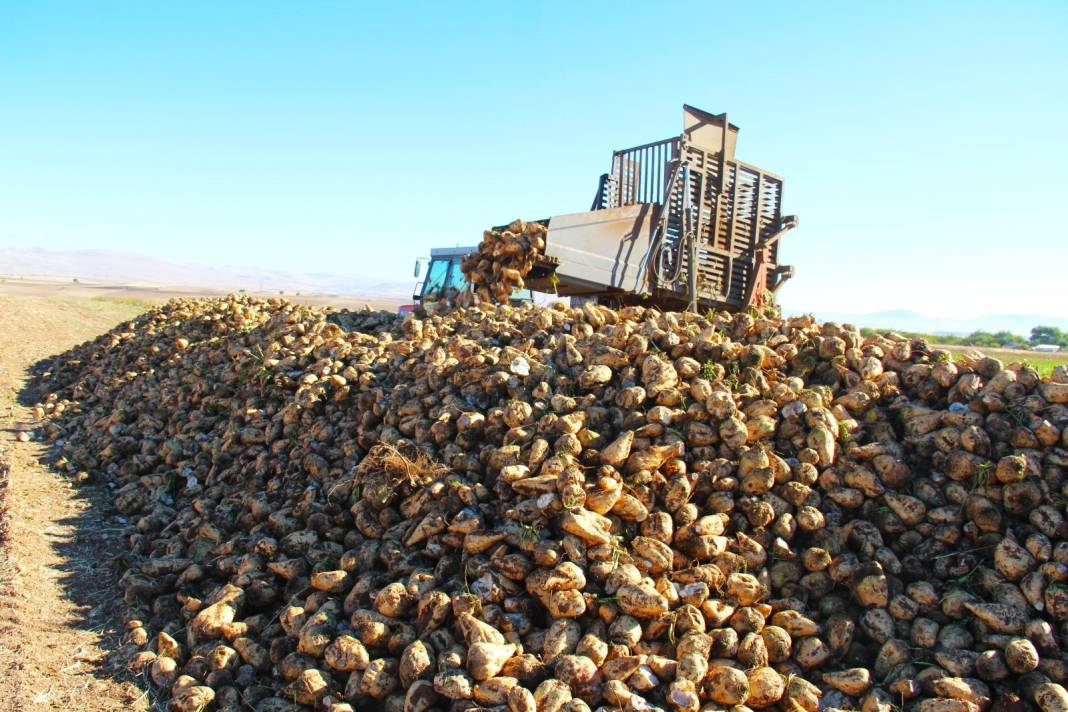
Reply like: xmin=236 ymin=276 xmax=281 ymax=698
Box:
xmin=0 ymin=296 xmax=154 ymax=712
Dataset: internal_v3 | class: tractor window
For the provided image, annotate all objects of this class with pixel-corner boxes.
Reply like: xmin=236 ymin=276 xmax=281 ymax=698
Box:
xmin=446 ymin=258 xmax=469 ymax=295
xmin=421 ymin=259 xmax=450 ymax=301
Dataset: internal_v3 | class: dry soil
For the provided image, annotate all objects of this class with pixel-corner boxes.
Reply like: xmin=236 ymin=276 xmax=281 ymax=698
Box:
xmin=0 ymin=295 xmax=158 ymax=712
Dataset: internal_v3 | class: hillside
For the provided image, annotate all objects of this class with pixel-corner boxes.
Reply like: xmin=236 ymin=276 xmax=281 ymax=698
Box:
xmin=0 ymin=247 xmax=412 ymax=300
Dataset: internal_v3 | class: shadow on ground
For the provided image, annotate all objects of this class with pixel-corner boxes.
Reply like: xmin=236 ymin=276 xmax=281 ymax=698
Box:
xmin=8 ymin=365 xmax=160 ymax=710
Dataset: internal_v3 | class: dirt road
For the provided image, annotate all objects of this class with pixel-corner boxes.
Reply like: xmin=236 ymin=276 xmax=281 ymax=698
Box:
xmin=0 ymin=296 xmax=152 ymax=712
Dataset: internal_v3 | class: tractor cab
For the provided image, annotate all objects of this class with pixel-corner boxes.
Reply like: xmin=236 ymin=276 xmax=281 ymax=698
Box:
xmin=418 ymin=247 xmax=471 ymax=308
xmin=399 ymin=246 xmax=532 ymax=316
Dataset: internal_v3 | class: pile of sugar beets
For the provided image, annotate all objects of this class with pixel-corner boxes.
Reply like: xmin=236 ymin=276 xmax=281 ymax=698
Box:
xmin=30 ymin=294 xmax=1068 ymax=712
xmin=461 ymin=220 xmax=546 ymax=304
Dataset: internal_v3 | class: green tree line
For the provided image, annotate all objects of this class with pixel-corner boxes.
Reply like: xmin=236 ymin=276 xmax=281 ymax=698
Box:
xmin=859 ymin=325 xmax=1066 ymax=350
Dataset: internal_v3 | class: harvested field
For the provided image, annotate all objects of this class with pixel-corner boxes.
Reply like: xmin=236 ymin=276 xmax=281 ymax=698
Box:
xmin=934 ymin=346 xmax=1068 ymax=380
xmin=0 ymin=295 xmax=154 ymax=711
xmin=0 ymin=277 xmax=405 ymax=313
xmin=22 ymin=294 xmax=1068 ymax=712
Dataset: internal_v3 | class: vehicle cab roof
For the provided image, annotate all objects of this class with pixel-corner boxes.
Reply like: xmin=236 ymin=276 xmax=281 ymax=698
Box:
xmin=429 ymin=246 xmax=478 ymax=259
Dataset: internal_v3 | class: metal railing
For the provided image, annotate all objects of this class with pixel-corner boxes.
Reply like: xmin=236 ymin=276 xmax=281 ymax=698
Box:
xmin=598 ymin=137 xmax=679 ymax=209
xmin=588 ymin=125 xmax=792 ymax=311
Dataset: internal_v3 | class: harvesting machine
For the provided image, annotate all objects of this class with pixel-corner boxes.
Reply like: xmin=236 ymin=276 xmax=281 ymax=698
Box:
xmin=407 ymin=105 xmax=797 ymax=314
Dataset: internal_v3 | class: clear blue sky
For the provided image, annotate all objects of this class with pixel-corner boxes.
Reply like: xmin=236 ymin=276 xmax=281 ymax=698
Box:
xmin=2 ymin=1 xmax=1065 ymax=316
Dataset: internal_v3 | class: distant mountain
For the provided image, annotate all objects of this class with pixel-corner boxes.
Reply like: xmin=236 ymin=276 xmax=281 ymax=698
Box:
xmin=782 ymin=306 xmax=1068 ymax=338
xmin=3 ymin=248 xmax=1062 ymax=334
xmin=0 ymin=247 xmax=412 ymax=299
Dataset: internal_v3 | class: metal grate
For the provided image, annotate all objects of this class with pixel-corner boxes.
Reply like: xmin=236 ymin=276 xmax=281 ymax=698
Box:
xmin=609 ymin=138 xmax=679 ymax=208
xmin=657 ymin=148 xmax=786 ymax=307
xmin=588 ymin=111 xmax=791 ymax=311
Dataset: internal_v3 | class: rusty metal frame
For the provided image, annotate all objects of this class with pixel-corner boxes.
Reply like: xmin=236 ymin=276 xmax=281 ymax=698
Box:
xmin=592 ymin=106 xmax=796 ymax=312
